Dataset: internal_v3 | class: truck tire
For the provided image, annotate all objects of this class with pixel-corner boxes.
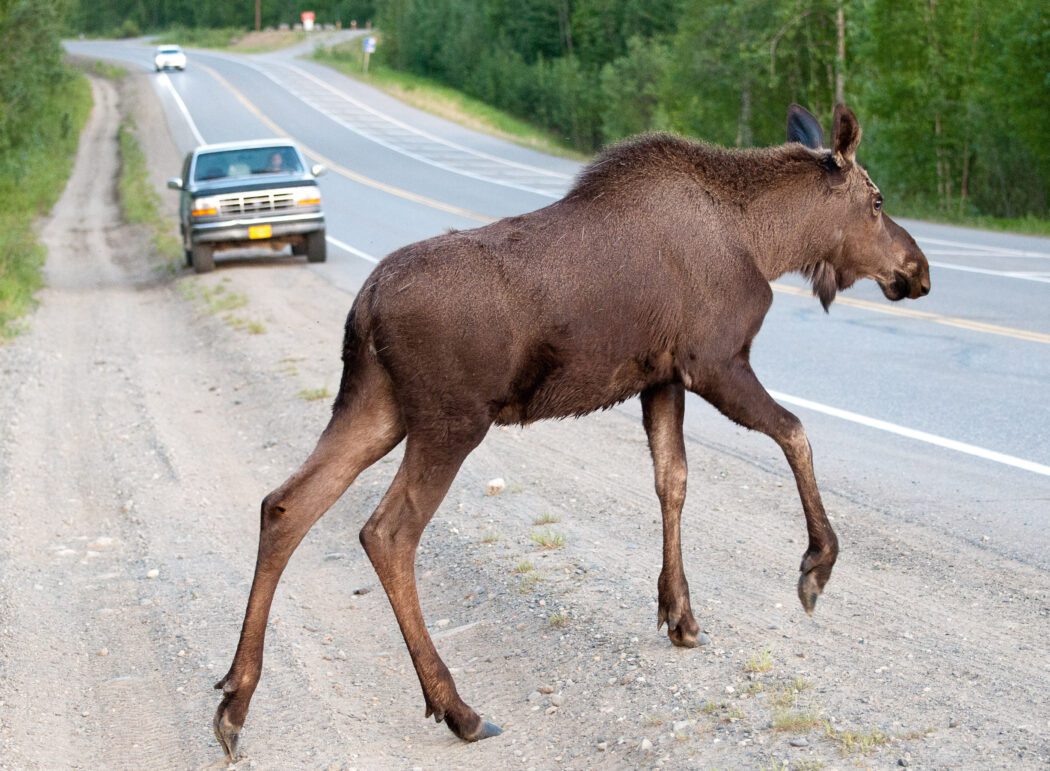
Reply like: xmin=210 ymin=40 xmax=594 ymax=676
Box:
xmin=191 ymin=243 xmax=215 ymax=273
xmin=184 ymin=248 xmax=193 ymax=267
xmin=306 ymin=230 xmax=326 ymax=263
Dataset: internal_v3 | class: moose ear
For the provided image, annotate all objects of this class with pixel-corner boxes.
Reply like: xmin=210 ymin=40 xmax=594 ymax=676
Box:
xmin=786 ymin=104 xmax=824 ymax=149
xmin=832 ymin=104 xmax=862 ymax=164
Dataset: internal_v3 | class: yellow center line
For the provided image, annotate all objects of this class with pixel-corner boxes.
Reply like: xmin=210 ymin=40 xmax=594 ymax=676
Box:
xmin=772 ymin=283 xmax=1050 ymax=345
xmin=197 ymin=62 xmax=495 ymax=224
xmin=198 ymin=62 xmax=1047 ymax=347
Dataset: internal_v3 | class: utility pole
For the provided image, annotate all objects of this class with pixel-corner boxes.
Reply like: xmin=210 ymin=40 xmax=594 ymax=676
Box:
xmin=255 ymin=0 xmax=261 ymax=32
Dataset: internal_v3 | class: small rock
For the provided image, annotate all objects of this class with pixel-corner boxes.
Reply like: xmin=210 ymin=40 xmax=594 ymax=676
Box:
xmin=597 ymin=741 xmax=608 ymax=752
xmin=550 ymin=692 xmax=565 ymax=707
xmin=146 ymin=569 xmax=159 ymax=579
xmin=640 ymin=738 xmax=653 ymax=752
xmin=789 ymin=737 xmax=809 ymax=747
xmin=545 ymin=705 xmax=558 ymax=715
xmin=435 ymin=618 xmax=451 ymax=628
xmin=324 ymin=552 xmax=347 ymax=561
xmin=352 ymin=587 xmax=371 ymax=595
xmin=97 ymin=647 xmax=109 ymax=657
xmin=672 ymin=720 xmax=692 ymax=733
xmin=538 ymin=684 xmax=555 ymax=694
xmin=87 ymin=537 xmax=115 ymax=550
xmin=485 ymin=477 xmax=506 ymax=496
xmin=526 ymin=691 xmax=541 ymax=703
xmin=949 ymin=717 xmax=959 ymax=728
xmin=698 ymin=632 xmax=712 ymax=646
xmin=898 ymin=759 xmax=909 ymax=767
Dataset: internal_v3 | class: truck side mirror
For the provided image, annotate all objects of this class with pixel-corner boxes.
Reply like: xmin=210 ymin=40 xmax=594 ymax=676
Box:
xmin=310 ymin=164 xmax=326 ymax=177
xmin=166 ymin=177 xmax=183 ymax=190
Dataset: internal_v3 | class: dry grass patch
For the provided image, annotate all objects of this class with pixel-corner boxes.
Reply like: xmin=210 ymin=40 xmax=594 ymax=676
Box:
xmin=298 ymin=387 xmax=331 ymax=401
xmin=530 ymin=529 xmax=566 ymax=550
xmin=772 ymin=710 xmax=821 ymax=732
xmin=744 ymin=649 xmax=774 ymax=674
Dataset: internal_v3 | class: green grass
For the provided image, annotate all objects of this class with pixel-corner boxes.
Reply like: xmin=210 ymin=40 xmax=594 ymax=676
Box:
xmin=513 ymin=560 xmax=534 ymax=574
xmin=0 ymin=70 xmax=93 ymax=339
xmin=154 ymin=27 xmax=307 ymax=53
xmin=313 ymin=43 xmax=587 ymax=161
xmin=824 ymin=722 xmax=890 ymax=755
xmin=530 ymin=529 xmax=566 ymax=550
xmin=85 ymin=59 xmax=128 ymax=80
xmin=155 ymin=26 xmax=245 ymax=49
xmin=548 ymin=612 xmax=568 ymax=628
xmin=117 ymin=119 xmax=182 ymax=267
xmin=890 ymin=197 xmax=1050 ymax=237
xmin=298 ymin=387 xmax=332 ymax=402
xmin=771 ymin=710 xmax=822 ymax=732
xmin=743 ymin=649 xmax=774 ymax=674
xmin=532 ymin=512 xmax=560 ymax=526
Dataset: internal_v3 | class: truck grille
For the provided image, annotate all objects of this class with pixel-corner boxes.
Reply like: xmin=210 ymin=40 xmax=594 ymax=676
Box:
xmin=218 ymin=191 xmax=296 ymax=216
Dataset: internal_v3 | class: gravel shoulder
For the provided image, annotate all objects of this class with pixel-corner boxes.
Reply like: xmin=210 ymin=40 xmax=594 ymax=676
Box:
xmin=0 ymin=72 xmax=1047 ymax=770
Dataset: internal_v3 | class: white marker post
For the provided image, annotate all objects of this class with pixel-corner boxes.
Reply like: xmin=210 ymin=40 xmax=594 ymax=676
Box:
xmin=362 ymin=35 xmax=377 ymax=73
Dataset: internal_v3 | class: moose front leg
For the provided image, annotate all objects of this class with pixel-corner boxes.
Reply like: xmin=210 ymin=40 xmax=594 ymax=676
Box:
xmin=641 ymin=383 xmax=700 ymax=647
xmin=697 ymin=356 xmax=838 ymax=614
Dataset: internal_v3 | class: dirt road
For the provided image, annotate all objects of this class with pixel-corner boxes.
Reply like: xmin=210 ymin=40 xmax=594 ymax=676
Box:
xmin=0 ymin=74 xmax=1047 ymax=770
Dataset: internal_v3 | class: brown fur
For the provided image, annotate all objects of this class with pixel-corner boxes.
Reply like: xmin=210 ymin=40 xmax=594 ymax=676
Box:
xmin=213 ymin=104 xmax=931 ymax=759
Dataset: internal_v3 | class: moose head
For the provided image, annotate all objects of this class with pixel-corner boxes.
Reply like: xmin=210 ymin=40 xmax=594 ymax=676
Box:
xmin=787 ymin=104 xmax=931 ymax=310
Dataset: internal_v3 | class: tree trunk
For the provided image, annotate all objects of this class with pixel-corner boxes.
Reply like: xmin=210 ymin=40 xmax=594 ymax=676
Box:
xmin=835 ymin=2 xmax=846 ymax=104
xmin=736 ymin=83 xmax=753 ymax=147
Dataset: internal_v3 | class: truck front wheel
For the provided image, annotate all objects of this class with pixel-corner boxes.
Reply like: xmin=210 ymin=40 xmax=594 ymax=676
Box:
xmin=191 ymin=243 xmax=215 ymax=273
xmin=305 ymin=230 xmax=326 ymax=263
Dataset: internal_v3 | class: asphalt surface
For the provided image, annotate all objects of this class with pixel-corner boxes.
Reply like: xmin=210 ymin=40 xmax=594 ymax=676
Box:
xmin=65 ymin=37 xmax=1050 ymax=569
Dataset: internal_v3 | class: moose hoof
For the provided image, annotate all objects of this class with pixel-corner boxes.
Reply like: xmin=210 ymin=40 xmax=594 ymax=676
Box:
xmin=445 ymin=710 xmax=503 ymax=742
xmin=470 ymin=720 xmax=503 ymax=741
xmin=658 ymin=604 xmax=700 ymax=648
xmin=797 ymin=570 xmax=823 ymax=616
xmin=213 ymin=697 xmax=243 ymax=762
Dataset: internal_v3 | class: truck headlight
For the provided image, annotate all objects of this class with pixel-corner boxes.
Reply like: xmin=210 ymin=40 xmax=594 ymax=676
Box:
xmin=295 ymin=188 xmax=322 ymax=207
xmin=191 ymin=196 xmax=219 ymax=217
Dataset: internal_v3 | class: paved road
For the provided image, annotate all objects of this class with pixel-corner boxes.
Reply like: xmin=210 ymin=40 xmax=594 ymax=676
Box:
xmin=66 ymin=38 xmax=1050 ymax=568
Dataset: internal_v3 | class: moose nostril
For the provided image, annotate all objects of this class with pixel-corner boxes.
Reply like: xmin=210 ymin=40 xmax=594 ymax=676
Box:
xmin=920 ymin=283 xmax=930 ymax=296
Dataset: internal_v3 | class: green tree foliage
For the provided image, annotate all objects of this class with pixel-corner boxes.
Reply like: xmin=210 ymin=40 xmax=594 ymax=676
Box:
xmin=0 ymin=0 xmax=73 ymax=161
xmin=67 ymin=0 xmax=1049 ymax=218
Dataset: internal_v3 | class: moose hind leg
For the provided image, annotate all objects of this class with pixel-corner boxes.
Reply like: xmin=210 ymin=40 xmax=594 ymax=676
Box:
xmin=360 ymin=427 xmax=501 ymax=742
xmin=642 ymin=383 xmax=700 ymax=648
xmin=696 ymin=356 xmax=838 ymax=615
xmin=214 ymin=382 xmax=405 ymax=761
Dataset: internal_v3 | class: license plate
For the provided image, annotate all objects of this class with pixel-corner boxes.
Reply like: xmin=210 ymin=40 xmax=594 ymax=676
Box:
xmin=248 ymin=224 xmax=272 ymax=240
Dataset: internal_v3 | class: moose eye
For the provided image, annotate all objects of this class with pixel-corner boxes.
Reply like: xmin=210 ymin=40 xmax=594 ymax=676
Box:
xmin=873 ymin=194 xmax=884 ymax=213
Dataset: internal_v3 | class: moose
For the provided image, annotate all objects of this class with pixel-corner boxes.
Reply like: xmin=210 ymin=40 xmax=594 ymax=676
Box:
xmin=214 ymin=103 xmax=930 ymax=758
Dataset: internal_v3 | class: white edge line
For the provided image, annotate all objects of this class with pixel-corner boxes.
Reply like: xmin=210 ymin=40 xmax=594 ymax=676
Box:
xmin=326 ymin=235 xmax=379 ymax=263
xmin=929 ymin=260 xmax=1050 ymax=284
xmin=916 ymin=236 xmax=1050 ymax=260
xmin=157 ymin=72 xmax=205 ymax=146
xmin=286 ymin=63 xmax=575 ymax=181
xmin=221 ymin=58 xmax=564 ymax=199
xmin=768 ymin=390 xmax=1050 ymax=477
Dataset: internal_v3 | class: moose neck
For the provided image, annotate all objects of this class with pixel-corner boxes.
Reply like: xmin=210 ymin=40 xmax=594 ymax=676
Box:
xmin=685 ymin=142 xmax=841 ymax=283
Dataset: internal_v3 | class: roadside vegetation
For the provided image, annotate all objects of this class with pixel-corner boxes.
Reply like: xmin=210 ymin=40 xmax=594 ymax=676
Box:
xmin=116 ymin=118 xmax=183 ymax=268
xmin=64 ymin=0 xmax=1048 ymax=232
xmin=367 ymin=0 xmax=1049 ymax=234
xmin=0 ymin=2 xmax=92 ymax=339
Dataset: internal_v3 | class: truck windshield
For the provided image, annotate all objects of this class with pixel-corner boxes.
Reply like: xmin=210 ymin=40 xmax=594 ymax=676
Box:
xmin=194 ymin=147 xmax=303 ymax=181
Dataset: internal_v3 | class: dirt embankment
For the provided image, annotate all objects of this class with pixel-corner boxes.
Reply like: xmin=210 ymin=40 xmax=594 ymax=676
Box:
xmin=0 ymin=72 xmax=1047 ymax=770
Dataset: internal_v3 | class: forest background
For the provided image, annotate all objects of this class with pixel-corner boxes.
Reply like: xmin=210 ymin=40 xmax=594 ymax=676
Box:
xmin=19 ymin=0 xmax=1050 ymax=225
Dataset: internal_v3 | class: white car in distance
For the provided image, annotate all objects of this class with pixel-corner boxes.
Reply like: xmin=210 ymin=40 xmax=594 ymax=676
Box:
xmin=154 ymin=45 xmax=187 ymax=72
